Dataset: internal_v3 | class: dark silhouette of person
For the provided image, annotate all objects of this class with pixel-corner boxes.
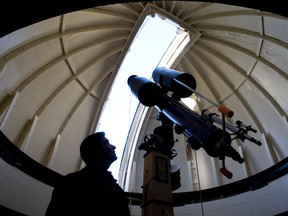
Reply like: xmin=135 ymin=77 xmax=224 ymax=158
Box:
xmin=45 ymin=131 xmax=130 ymax=215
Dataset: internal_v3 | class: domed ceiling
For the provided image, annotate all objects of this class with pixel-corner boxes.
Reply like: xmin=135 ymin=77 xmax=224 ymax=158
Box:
xmin=0 ymin=1 xmax=287 ymax=194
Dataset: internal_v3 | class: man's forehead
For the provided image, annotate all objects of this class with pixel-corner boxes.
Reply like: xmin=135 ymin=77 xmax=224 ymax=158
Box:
xmin=99 ymin=136 xmax=109 ymax=143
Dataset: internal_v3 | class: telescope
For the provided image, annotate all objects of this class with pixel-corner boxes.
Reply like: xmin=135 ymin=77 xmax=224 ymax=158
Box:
xmin=128 ymin=67 xmax=262 ymax=178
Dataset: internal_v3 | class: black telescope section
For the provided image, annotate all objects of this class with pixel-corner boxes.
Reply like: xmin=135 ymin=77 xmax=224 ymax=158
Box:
xmin=127 ymin=75 xmax=163 ymax=107
xmin=128 ymin=74 xmax=243 ymax=163
xmin=159 ymin=94 xmax=240 ymax=161
xmin=152 ymin=67 xmax=196 ymax=99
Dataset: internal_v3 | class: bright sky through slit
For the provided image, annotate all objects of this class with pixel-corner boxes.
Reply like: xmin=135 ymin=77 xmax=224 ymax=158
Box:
xmin=97 ymin=15 xmax=183 ymax=179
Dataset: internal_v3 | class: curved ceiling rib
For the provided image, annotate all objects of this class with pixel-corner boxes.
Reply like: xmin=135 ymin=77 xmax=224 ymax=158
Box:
xmin=187 ymin=10 xmax=285 ymax=25
xmin=196 ymin=40 xmax=287 ymax=120
xmin=121 ymin=3 xmax=143 ymax=15
xmin=12 ymin=36 xmax=127 ymax=95
xmin=197 ymin=25 xmax=288 ymax=49
xmin=15 ymin=45 xmax=124 ymax=146
xmin=198 ymin=36 xmax=287 ymax=118
xmin=0 ymin=24 xmax=133 ymax=72
xmin=44 ymin=65 xmax=116 ymax=168
xmin=84 ymin=8 xmax=138 ymax=23
xmin=180 ymin=3 xmax=213 ymax=19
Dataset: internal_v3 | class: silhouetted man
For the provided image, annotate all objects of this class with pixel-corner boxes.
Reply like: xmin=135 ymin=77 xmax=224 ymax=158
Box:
xmin=45 ymin=132 xmax=130 ymax=215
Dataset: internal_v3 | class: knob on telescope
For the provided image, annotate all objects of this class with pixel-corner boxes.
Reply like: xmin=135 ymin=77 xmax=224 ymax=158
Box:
xmin=236 ymin=120 xmax=257 ymax=133
xmin=220 ymin=167 xmax=233 ymax=179
xmin=218 ymin=105 xmax=234 ymax=118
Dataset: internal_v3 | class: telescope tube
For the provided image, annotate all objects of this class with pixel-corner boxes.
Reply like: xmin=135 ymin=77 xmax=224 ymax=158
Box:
xmin=152 ymin=67 xmax=196 ymax=99
xmin=127 ymin=75 xmax=241 ymax=161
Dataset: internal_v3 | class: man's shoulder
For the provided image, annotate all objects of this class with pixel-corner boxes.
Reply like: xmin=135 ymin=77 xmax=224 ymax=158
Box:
xmin=65 ymin=170 xmax=81 ymax=178
xmin=54 ymin=170 xmax=82 ymax=186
